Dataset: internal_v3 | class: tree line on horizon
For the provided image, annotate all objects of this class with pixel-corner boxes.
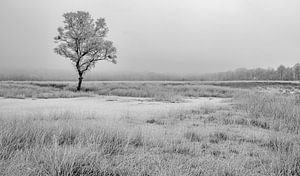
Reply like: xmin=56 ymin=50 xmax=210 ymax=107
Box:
xmin=0 ymin=63 xmax=300 ymax=81
xmin=198 ymin=63 xmax=300 ymax=81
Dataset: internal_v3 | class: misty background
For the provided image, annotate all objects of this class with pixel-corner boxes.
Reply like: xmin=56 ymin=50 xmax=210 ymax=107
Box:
xmin=0 ymin=0 xmax=300 ymax=80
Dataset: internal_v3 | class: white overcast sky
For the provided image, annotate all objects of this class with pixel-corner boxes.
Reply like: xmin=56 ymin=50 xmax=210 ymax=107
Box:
xmin=0 ymin=0 xmax=300 ymax=74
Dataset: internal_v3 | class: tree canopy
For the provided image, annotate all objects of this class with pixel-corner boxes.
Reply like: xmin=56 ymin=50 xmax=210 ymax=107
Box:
xmin=54 ymin=11 xmax=117 ymax=90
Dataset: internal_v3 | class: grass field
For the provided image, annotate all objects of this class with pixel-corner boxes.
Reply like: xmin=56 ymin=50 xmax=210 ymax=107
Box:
xmin=0 ymin=81 xmax=300 ymax=175
xmin=0 ymin=81 xmax=241 ymax=102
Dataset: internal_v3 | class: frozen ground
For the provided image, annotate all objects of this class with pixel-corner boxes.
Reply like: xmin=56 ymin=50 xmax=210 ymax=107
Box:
xmin=0 ymin=96 xmax=228 ymax=120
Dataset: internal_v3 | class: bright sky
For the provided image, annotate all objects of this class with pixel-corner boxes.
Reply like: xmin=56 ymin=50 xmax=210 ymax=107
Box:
xmin=0 ymin=0 xmax=299 ymax=74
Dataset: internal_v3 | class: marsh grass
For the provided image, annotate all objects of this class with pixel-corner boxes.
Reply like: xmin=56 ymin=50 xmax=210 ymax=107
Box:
xmin=0 ymin=81 xmax=240 ymax=102
xmin=0 ymin=111 xmax=281 ymax=176
xmin=237 ymin=92 xmax=300 ymax=133
xmin=0 ymin=82 xmax=90 ymax=99
xmin=2 ymin=82 xmax=300 ymax=175
xmin=1 ymin=114 xmax=300 ymax=176
xmin=233 ymin=91 xmax=300 ymax=175
xmin=184 ymin=130 xmax=203 ymax=142
xmin=208 ymin=132 xmax=229 ymax=144
xmin=80 ymin=82 xmax=237 ymax=99
xmin=0 ymin=120 xmax=129 ymax=160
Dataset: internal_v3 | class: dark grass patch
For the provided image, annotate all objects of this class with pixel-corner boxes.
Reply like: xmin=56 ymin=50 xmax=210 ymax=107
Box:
xmin=145 ymin=119 xmax=164 ymax=125
xmin=211 ymin=150 xmax=222 ymax=157
xmin=250 ymin=119 xmax=270 ymax=129
xmin=234 ymin=118 xmax=249 ymax=125
xmin=205 ymin=115 xmax=217 ymax=123
xmin=229 ymin=148 xmax=239 ymax=155
xmin=273 ymin=155 xmax=300 ymax=176
xmin=209 ymin=132 xmax=229 ymax=144
xmin=163 ymin=143 xmax=194 ymax=155
xmin=128 ymin=132 xmax=144 ymax=147
xmin=262 ymin=137 xmax=294 ymax=153
xmin=30 ymin=82 xmax=68 ymax=89
xmin=184 ymin=131 xmax=203 ymax=142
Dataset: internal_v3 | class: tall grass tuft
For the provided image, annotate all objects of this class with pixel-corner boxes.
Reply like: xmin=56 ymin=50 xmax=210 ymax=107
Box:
xmin=236 ymin=92 xmax=300 ymax=133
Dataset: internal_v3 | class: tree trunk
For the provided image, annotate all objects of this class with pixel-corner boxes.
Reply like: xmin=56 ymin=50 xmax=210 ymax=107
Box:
xmin=77 ymin=75 xmax=83 ymax=91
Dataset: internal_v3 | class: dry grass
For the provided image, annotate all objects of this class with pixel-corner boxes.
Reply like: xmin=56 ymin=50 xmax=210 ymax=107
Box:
xmin=234 ymin=92 xmax=300 ymax=175
xmin=0 ymin=82 xmax=90 ymax=99
xmin=1 ymin=82 xmax=300 ymax=175
xmin=78 ymin=82 xmax=238 ymax=99
xmin=237 ymin=92 xmax=300 ymax=133
xmin=0 ymin=81 xmax=240 ymax=102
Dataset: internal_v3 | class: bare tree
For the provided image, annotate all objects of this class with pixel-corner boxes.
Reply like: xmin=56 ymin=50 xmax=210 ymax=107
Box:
xmin=54 ymin=11 xmax=117 ymax=91
xmin=294 ymin=63 xmax=300 ymax=80
xmin=277 ymin=65 xmax=285 ymax=80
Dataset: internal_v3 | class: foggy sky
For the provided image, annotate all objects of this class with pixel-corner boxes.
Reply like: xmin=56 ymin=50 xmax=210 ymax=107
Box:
xmin=0 ymin=0 xmax=300 ymax=74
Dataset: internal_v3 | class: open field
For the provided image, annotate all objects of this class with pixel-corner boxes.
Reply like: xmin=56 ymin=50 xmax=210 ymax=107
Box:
xmin=1 ymin=81 xmax=300 ymax=175
xmin=1 ymin=80 xmax=299 ymax=100
xmin=0 ymin=81 xmax=242 ymax=102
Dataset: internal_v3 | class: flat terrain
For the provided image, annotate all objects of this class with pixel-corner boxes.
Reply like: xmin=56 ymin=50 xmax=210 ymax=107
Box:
xmin=0 ymin=81 xmax=300 ymax=176
xmin=0 ymin=96 xmax=226 ymax=120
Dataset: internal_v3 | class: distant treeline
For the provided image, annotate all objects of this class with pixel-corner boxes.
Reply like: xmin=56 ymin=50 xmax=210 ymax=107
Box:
xmin=198 ymin=63 xmax=300 ymax=81
xmin=1 ymin=63 xmax=300 ymax=81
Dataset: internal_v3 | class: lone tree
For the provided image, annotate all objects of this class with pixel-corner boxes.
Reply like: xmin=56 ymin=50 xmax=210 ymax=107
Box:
xmin=54 ymin=11 xmax=117 ymax=91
